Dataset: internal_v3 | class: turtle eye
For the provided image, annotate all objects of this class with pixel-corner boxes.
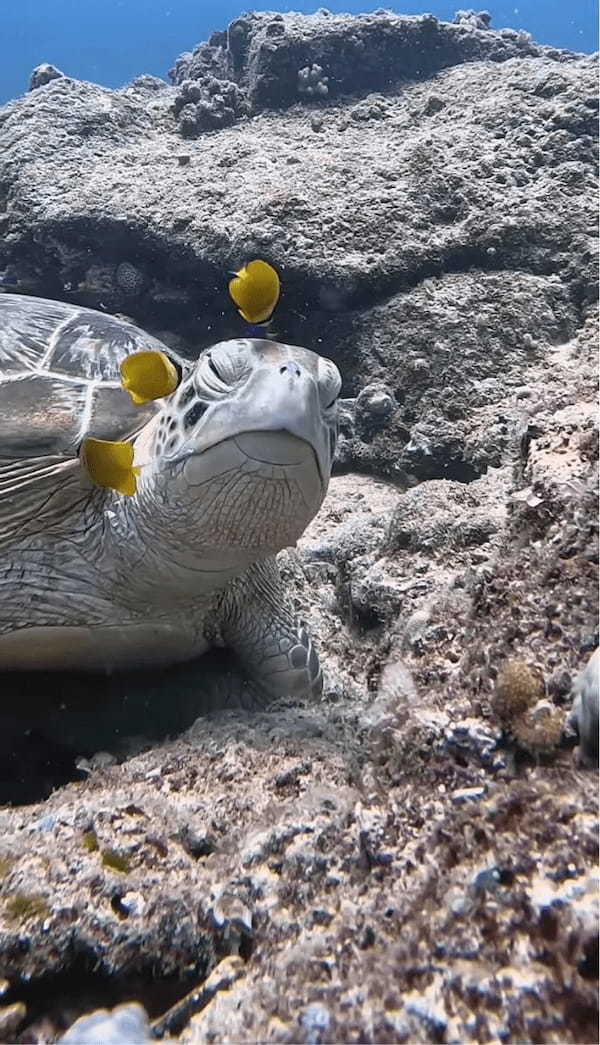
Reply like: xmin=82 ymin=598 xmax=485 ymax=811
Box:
xmin=208 ymin=355 xmax=223 ymax=381
xmin=317 ymin=356 xmax=342 ymax=412
xmin=197 ymin=350 xmax=230 ymax=393
xmin=198 ymin=342 xmax=253 ymax=392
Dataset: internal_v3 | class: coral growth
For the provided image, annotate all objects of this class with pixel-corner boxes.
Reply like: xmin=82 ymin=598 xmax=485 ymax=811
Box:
xmin=493 ymin=659 xmax=543 ymax=719
xmin=168 ymin=8 xmax=552 ymax=112
xmin=355 ymin=382 xmax=397 ymax=436
xmin=493 ymin=660 xmax=568 ymax=756
xmin=453 ymin=10 xmax=492 ymax=31
xmin=28 ymin=64 xmax=64 ymax=91
xmin=173 ymin=77 xmax=249 ymax=137
xmin=115 ymin=261 xmax=145 ymax=298
xmin=101 ymin=849 xmax=131 ymax=874
xmin=297 ymin=63 xmax=329 ymax=98
xmin=512 ymin=700 xmax=565 ymax=754
xmin=4 ymin=893 xmax=49 ymax=923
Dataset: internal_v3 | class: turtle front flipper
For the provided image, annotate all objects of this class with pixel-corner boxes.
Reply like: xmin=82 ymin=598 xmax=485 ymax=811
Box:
xmin=219 ymin=558 xmax=322 ymax=708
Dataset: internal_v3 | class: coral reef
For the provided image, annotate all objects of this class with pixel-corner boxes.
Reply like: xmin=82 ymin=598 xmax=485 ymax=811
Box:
xmin=0 ymin=20 xmax=594 ymax=480
xmin=0 ymin=7 xmax=597 ymax=1043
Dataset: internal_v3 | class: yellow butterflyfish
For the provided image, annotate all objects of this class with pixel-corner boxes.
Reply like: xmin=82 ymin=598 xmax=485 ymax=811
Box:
xmin=120 ymin=350 xmax=179 ymax=405
xmin=228 ymin=259 xmax=280 ymax=325
xmin=80 ymin=438 xmax=141 ymax=496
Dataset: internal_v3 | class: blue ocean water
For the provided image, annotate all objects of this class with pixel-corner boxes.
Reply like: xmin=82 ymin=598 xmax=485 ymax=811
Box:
xmin=2 ymin=1 xmax=597 ymax=106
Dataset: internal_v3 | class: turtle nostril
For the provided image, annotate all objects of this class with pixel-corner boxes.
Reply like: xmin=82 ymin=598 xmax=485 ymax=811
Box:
xmin=280 ymin=363 xmax=302 ymax=377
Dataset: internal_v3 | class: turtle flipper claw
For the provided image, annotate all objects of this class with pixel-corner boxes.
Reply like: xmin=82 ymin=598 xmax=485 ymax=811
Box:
xmin=290 ymin=618 xmax=323 ymax=700
xmin=220 ymin=562 xmax=322 ymax=706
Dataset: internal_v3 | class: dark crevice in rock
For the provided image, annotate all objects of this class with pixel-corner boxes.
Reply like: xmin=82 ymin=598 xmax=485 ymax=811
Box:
xmin=578 ymin=934 xmax=599 ymax=981
xmin=0 ymin=649 xmax=242 ymax=807
xmin=411 ymin=455 xmax=484 ymax=484
xmin=436 ymin=461 xmax=483 ymax=483
xmin=0 ymin=725 xmax=78 ymax=806
xmin=0 ymin=217 xmax=222 ymax=330
xmin=330 ymin=246 xmax=594 ymax=339
xmin=0 ymin=227 xmax=587 ymax=357
xmin=2 ymin=962 xmax=198 ymax=1042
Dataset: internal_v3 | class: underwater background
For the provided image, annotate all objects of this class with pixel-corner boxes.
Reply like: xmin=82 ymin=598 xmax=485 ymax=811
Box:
xmin=2 ymin=0 xmax=598 ymax=104
xmin=0 ymin=0 xmax=598 ymax=1036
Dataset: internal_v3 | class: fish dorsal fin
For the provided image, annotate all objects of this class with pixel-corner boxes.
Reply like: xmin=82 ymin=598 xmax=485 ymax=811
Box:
xmin=0 ymin=454 xmax=97 ymax=551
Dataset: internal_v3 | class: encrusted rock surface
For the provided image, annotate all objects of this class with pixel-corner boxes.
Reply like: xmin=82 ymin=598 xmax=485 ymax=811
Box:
xmin=168 ymin=8 xmax=576 ymax=111
xmin=28 ymin=64 xmax=65 ymax=92
xmin=0 ymin=8 xmax=597 ymax=1043
xmin=0 ymin=11 xmax=596 ymax=483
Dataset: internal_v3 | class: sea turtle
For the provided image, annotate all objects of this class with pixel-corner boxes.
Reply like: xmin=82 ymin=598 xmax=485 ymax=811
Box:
xmin=0 ymin=293 xmax=341 ymax=703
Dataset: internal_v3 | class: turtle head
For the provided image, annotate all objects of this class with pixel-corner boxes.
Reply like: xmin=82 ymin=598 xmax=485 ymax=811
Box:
xmin=135 ymin=338 xmax=341 ymax=574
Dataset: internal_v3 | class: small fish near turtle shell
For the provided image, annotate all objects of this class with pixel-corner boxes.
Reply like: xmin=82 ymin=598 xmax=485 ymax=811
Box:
xmin=80 ymin=438 xmax=141 ymax=497
xmin=120 ymin=350 xmax=180 ymax=405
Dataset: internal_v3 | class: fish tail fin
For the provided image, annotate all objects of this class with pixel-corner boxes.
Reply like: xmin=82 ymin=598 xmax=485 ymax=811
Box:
xmin=115 ymin=471 xmax=139 ymax=497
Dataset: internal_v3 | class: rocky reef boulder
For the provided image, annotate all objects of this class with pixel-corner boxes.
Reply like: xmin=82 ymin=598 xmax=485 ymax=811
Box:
xmin=168 ymin=8 xmax=570 ymax=112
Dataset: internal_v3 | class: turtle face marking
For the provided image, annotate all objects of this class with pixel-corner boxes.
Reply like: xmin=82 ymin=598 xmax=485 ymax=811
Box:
xmin=148 ymin=338 xmax=341 ymax=558
xmin=182 ymin=400 xmax=209 ymax=430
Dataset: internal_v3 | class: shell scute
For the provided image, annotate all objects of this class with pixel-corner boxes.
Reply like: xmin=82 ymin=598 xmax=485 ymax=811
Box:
xmin=89 ymin=384 xmax=156 ymax=444
xmin=0 ymin=374 xmax=87 ymax=456
xmin=0 ymin=297 xmax=71 ymax=374
xmin=46 ymin=314 xmax=147 ymax=382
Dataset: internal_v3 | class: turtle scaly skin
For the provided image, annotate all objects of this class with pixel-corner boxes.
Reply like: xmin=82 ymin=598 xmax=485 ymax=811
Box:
xmin=0 ymin=294 xmax=340 ymax=704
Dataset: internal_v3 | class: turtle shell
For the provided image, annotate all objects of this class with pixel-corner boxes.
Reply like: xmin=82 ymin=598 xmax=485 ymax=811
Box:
xmin=0 ymin=293 xmax=187 ymax=547
xmin=0 ymin=293 xmax=176 ymax=456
